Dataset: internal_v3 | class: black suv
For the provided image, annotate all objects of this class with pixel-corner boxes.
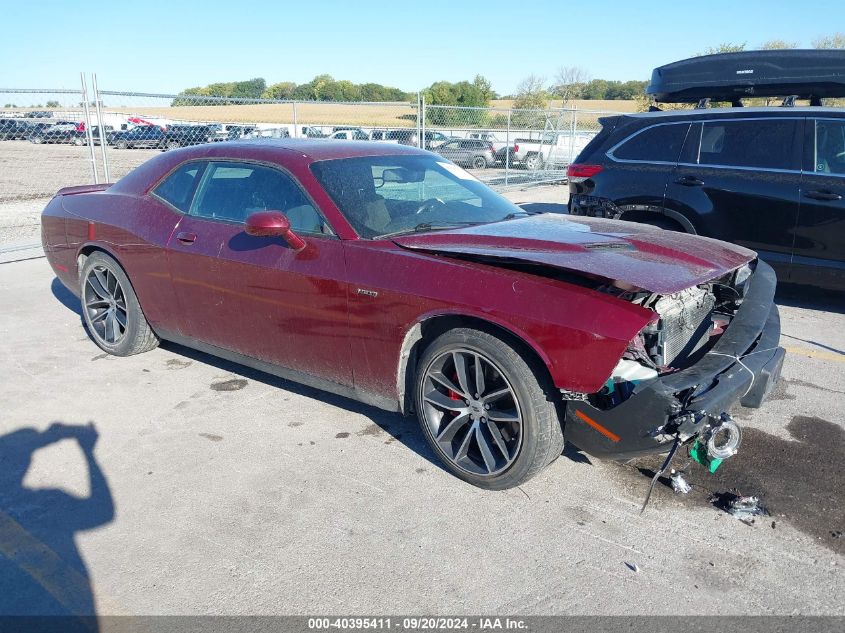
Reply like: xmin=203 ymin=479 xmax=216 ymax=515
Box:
xmin=568 ymin=107 xmax=845 ymax=291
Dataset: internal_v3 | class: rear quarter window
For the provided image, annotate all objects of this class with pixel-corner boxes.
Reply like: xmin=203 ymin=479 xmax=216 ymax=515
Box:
xmin=152 ymin=162 xmax=205 ymax=212
xmin=612 ymin=123 xmax=690 ymax=163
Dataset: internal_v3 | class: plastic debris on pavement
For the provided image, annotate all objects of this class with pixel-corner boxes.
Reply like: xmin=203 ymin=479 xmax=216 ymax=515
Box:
xmin=624 ymin=562 xmax=640 ymax=573
xmin=669 ymin=469 xmax=692 ymax=494
xmin=711 ymin=492 xmax=769 ymax=525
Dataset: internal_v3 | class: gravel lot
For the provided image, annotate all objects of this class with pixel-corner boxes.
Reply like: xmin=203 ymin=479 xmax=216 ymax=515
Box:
xmin=0 ymin=254 xmax=842 ymax=617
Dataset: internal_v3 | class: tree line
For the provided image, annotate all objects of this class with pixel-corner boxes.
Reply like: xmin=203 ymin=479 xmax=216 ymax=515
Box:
xmin=171 ymin=32 xmax=845 ymax=111
xmin=172 ymin=75 xmax=412 ymax=105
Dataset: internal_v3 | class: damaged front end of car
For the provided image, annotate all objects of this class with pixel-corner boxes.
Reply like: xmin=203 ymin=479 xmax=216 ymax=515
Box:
xmin=563 ymin=259 xmax=785 ymax=463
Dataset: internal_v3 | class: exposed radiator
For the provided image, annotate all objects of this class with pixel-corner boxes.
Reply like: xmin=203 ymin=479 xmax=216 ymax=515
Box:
xmin=651 ymin=287 xmax=716 ymax=366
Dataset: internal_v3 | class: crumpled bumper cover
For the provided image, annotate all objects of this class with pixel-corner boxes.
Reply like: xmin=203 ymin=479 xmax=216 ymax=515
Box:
xmin=564 ymin=260 xmax=784 ymax=459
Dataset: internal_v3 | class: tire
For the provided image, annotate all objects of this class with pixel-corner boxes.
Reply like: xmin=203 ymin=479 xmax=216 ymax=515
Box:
xmin=116 ymin=140 xmax=128 ymax=150
xmin=415 ymin=327 xmax=563 ymax=490
xmin=80 ymin=251 xmax=159 ymax=357
xmin=524 ymin=153 xmax=543 ymax=170
xmin=30 ymin=136 xmax=43 ymax=144
xmin=472 ymin=155 xmax=487 ymax=170
xmin=73 ymin=136 xmax=85 ymax=146
xmin=165 ymin=140 xmax=181 ymax=151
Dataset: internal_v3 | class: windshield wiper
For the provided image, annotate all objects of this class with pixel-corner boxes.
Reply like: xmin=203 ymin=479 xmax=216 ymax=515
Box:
xmin=380 ymin=221 xmax=480 ymax=239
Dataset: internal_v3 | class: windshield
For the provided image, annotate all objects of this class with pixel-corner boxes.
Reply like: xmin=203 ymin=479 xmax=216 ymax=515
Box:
xmin=310 ymin=155 xmax=526 ymax=239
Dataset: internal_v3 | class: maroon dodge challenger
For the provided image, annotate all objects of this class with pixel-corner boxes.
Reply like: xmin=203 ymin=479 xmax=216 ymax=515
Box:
xmin=42 ymin=140 xmax=785 ymax=489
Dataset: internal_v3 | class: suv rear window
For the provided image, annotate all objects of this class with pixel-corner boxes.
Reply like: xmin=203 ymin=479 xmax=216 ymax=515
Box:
xmin=696 ymin=119 xmax=796 ymax=170
xmin=613 ymin=123 xmax=689 ymax=163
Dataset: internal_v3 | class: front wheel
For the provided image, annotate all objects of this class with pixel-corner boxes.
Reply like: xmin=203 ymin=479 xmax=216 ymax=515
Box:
xmin=415 ymin=328 xmax=564 ymax=489
xmin=80 ymin=252 xmax=159 ymax=356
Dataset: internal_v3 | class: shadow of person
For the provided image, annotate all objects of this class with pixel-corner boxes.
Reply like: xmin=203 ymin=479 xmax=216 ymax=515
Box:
xmin=0 ymin=422 xmax=113 ymax=631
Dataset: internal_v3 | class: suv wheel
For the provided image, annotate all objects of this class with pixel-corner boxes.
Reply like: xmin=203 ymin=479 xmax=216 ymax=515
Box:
xmin=472 ymin=156 xmax=488 ymax=169
xmin=116 ymin=139 xmax=128 ymax=149
xmin=415 ymin=328 xmax=564 ymax=490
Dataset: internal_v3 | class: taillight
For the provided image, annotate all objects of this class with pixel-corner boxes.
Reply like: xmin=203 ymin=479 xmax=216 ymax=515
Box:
xmin=513 ymin=144 xmax=519 ymax=153
xmin=567 ymin=163 xmax=603 ymax=182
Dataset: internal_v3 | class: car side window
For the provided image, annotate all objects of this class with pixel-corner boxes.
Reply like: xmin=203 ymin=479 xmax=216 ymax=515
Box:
xmin=152 ymin=161 xmax=206 ymax=213
xmin=613 ymin=123 xmax=689 ymax=163
xmin=697 ymin=119 xmax=796 ymax=170
xmin=190 ymin=161 xmax=327 ymax=234
xmin=813 ymin=119 xmax=845 ymax=175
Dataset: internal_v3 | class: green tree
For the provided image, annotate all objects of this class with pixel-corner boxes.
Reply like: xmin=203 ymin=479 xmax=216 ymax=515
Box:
xmin=262 ymin=82 xmax=296 ymax=100
xmin=472 ymin=74 xmax=496 ymax=101
xmin=813 ymin=33 xmax=845 ymax=48
xmin=513 ymin=75 xmax=548 ymax=110
xmin=423 ymin=79 xmax=490 ymax=125
xmin=45 ymin=100 xmax=60 ymax=108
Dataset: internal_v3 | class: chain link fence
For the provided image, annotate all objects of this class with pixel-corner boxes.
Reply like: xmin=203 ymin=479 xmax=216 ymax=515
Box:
xmin=0 ymin=78 xmax=623 ymax=249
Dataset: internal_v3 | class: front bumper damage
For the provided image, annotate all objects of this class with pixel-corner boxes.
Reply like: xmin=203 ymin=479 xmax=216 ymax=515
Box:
xmin=564 ymin=260 xmax=785 ymax=460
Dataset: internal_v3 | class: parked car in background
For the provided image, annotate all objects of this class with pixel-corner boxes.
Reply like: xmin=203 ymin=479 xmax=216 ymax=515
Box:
xmin=568 ymin=107 xmax=845 ymax=291
xmin=0 ymin=118 xmax=31 ymax=140
xmin=41 ymin=139 xmax=784 ymax=490
xmin=161 ymin=125 xmax=219 ymax=150
xmin=513 ymin=132 xmax=593 ymax=170
xmin=301 ymin=126 xmax=328 ymax=138
xmin=108 ymin=125 xmax=166 ymax=149
xmin=226 ymin=125 xmax=257 ymax=140
xmin=28 ymin=122 xmax=84 ymax=145
xmin=435 ymin=138 xmax=496 ymax=169
xmin=329 ymin=128 xmax=369 ymax=140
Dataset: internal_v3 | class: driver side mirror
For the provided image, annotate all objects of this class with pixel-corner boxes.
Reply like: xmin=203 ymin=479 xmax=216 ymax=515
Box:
xmin=244 ymin=211 xmax=307 ymax=251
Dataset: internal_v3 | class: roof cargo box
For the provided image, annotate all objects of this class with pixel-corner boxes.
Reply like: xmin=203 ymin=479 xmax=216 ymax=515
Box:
xmin=647 ymin=49 xmax=845 ymax=103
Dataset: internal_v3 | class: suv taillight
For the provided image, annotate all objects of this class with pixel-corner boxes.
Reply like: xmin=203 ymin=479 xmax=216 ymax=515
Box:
xmin=567 ymin=163 xmax=603 ymax=182
xmin=513 ymin=143 xmax=519 ymax=153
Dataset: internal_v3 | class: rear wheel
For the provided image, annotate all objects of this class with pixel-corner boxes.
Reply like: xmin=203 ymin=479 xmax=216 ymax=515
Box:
xmin=80 ymin=252 xmax=159 ymax=356
xmin=116 ymin=139 xmax=128 ymax=149
xmin=73 ymin=136 xmax=85 ymax=146
xmin=165 ymin=140 xmax=181 ymax=151
xmin=524 ymin=153 xmax=543 ymax=170
xmin=415 ymin=328 xmax=563 ymax=490
xmin=472 ymin=155 xmax=488 ymax=170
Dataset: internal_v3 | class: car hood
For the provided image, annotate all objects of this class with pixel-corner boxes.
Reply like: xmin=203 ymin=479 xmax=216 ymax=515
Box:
xmin=392 ymin=214 xmax=755 ymax=294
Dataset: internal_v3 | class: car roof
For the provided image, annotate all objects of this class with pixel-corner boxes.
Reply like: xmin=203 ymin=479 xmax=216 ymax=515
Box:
xmin=625 ymin=105 xmax=845 ymax=121
xmin=213 ymin=138 xmax=430 ymax=161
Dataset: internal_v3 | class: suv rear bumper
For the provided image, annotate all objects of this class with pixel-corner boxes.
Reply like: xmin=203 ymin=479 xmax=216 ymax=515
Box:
xmin=563 ymin=260 xmax=784 ymax=460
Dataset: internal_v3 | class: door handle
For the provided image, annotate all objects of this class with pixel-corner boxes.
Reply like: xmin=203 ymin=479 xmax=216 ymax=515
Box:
xmin=176 ymin=231 xmax=197 ymax=244
xmin=804 ymin=189 xmax=843 ymax=201
xmin=674 ymin=176 xmax=704 ymax=187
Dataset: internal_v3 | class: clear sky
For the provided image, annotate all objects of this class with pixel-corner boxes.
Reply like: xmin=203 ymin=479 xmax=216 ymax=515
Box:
xmin=2 ymin=0 xmax=843 ymax=96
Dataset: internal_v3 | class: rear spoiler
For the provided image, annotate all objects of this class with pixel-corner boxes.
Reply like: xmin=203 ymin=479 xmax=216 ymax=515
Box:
xmin=56 ymin=183 xmax=113 ymax=196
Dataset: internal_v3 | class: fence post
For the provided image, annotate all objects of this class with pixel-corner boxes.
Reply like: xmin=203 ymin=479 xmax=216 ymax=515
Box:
xmin=92 ymin=73 xmax=110 ymax=182
xmin=416 ymin=92 xmax=422 ymax=148
xmin=421 ymin=94 xmax=425 ymax=149
xmin=569 ymin=107 xmax=577 ymax=165
xmin=505 ymin=109 xmax=511 ymax=186
xmin=292 ymin=101 xmax=298 ymax=138
xmin=79 ymin=73 xmax=99 ymax=184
